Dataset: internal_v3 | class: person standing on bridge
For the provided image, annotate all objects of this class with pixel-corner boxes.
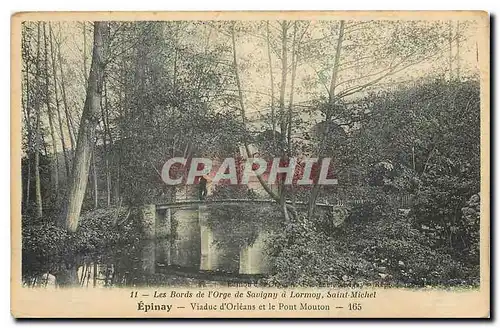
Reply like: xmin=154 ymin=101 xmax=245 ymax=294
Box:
xmin=199 ymin=175 xmax=208 ymax=200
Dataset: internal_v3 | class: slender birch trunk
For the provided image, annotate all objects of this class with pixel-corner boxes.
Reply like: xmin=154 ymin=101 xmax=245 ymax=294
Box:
xmin=33 ymin=23 xmax=43 ymax=218
xmin=279 ymin=21 xmax=288 ymax=143
xmin=43 ymin=23 xmax=60 ymax=199
xmin=22 ymin=28 xmax=33 ymax=207
xmin=266 ymin=21 xmax=277 ymax=149
xmin=63 ymin=22 xmax=108 ymax=232
xmin=49 ymin=24 xmax=70 ymax=178
xmin=55 ymin=27 xmax=77 ymax=151
xmin=308 ymin=20 xmax=345 ymax=219
xmin=231 ymin=22 xmax=281 ymax=204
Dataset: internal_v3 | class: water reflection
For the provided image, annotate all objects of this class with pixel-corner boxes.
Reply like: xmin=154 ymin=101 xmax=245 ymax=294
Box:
xmin=26 ymin=237 xmax=265 ymax=288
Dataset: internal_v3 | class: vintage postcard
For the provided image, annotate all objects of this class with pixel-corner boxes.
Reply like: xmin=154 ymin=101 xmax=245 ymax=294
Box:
xmin=10 ymin=11 xmax=490 ymax=318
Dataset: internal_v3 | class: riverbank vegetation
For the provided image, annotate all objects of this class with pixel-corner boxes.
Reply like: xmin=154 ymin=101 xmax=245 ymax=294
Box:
xmin=21 ymin=20 xmax=481 ymax=287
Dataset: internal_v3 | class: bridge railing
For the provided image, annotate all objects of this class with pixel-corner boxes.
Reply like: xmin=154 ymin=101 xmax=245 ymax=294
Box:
xmin=155 ymin=194 xmax=414 ymax=211
xmin=155 ymin=198 xmax=337 ymax=210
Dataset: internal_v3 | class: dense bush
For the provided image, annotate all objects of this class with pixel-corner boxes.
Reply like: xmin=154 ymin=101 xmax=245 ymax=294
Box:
xmin=266 ymin=205 xmax=479 ymax=288
xmin=265 ymin=79 xmax=481 ymax=288
xmin=22 ymin=207 xmax=143 ymax=281
xmin=266 ymin=214 xmax=378 ymax=287
xmin=413 ymin=173 xmax=480 ymax=265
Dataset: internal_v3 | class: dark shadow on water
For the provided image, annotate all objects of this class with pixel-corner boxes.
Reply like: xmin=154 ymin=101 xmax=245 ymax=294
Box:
xmin=24 ymin=237 xmax=267 ymax=288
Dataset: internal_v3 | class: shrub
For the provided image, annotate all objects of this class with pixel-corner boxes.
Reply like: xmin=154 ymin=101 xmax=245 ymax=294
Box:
xmin=22 ymin=207 xmax=143 ymax=281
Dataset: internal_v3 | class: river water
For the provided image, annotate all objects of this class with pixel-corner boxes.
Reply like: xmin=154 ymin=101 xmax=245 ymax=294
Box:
xmin=26 ymin=237 xmax=266 ymax=289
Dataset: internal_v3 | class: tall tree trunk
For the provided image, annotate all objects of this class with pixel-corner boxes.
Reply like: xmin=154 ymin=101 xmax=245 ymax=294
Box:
xmin=456 ymin=21 xmax=460 ymax=80
xmin=92 ymin=150 xmax=98 ymax=209
xmin=279 ymin=21 xmax=288 ymax=142
xmin=25 ymin=156 xmax=32 ymax=209
xmin=412 ymin=145 xmax=416 ymax=171
xmin=93 ymin=262 xmax=97 ymax=287
xmin=276 ymin=21 xmax=289 ymax=205
xmin=448 ymin=20 xmax=453 ymax=81
xmin=55 ymin=28 xmax=77 ymax=151
xmin=231 ymin=22 xmax=281 ymax=204
xmin=63 ymin=22 xmax=108 ymax=232
xmin=22 ymin=28 xmax=33 ymax=208
xmin=287 ymin=22 xmax=298 ymax=156
xmin=101 ymin=80 xmax=112 ymax=206
xmin=34 ymin=108 xmax=42 ymax=217
xmin=172 ymin=22 xmax=179 ymax=91
xmin=43 ymin=23 xmax=60 ymax=199
xmin=49 ymin=24 xmax=70 ymax=178
xmin=266 ymin=21 xmax=277 ymax=150
xmin=33 ymin=23 xmax=43 ymax=218
xmin=113 ymin=56 xmax=127 ymax=203
xmin=83 ymin=22 xmax=88 ymax=84
xmin=285 ymin=22 xmax=300 ymax=204
xmin=308 ymin=20 xmax=345 ymax=219
xmin=105 ymin=154 xmax=111 ymax=207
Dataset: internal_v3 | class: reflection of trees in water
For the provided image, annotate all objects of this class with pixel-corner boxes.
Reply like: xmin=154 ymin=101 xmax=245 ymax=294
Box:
xmin=25 ymin=230 xmax=275 ymax=288
xmin=108 ymin=240 xmax=153 ymax=287
xmin=25 ymin=241 xmax=151 ymax=288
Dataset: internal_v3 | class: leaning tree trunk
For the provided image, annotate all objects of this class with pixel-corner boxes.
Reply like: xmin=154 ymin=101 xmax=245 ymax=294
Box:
xmin=63 ymin=21 xmax=108 ymax=232
xmin=57 ymin=22 xmax=108 ymax=287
